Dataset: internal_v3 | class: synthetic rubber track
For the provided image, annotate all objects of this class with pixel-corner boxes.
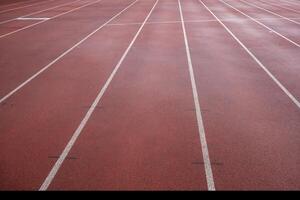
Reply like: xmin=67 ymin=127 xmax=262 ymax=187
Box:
xmin=0 ymin=0 xmax=299 ymax=190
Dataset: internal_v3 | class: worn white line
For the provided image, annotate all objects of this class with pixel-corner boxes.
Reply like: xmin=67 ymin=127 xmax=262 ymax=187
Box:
xmin=17 ymin=17 xmax=50 ymax=21
xmin=39 ymin=0 xmax=158 ymax=191
xmin=106 ymin=17 xmax=300 ymax=26
xmin=258 ymin=0 xmax=300 ymax=14
xmin=108 ymin=20 xmax=182 ymax=26
xmin=199 ymin=0 xmax=300 ymax=109
xmin=0 ymin=0 xmax=82 ymax=25
xmin=0 ymin=0 xmax=53 ymax=14
xmin=241 ymin=0 xmax=300 ymax=25
xmin=0 ymin=0 xmax=102 ymax=39
xmin=178 ymin=0 xmax=215 ymax=191
xmin=220 ymin=0 xmax=300 ymax=47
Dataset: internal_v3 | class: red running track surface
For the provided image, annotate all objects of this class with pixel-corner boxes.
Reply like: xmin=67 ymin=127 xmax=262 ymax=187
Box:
xmin=0 ymin=0 xmax=299 ymax=190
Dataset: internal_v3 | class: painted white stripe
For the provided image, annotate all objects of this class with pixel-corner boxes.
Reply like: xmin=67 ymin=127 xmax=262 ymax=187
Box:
xmin=199 ymin=0 xmax=300 ymax=109
xmin=178 ymin=0 xmax=215 ymax=191
xmin=0 ymin=0 xmax=132 ymax=104
xmin=106 ymin=17 xmax=300 ymax=26
xmin=0 ymin=0 xmax=53 ymax=14
xmin=241 ymin=0 xmax=300 ymax=25
xmin=219 ymin=0 xmax=300 ymax=47
xmin=0 ymin=0 xmax=82 ymax=25
xmin=257 ymin=0 xmax=300 ymax=14
xmin=39 ymin=0 xmax=158 ymax=191
xmin=108 ymin=20 xmax=180 ymax=26
xmin=0 ymin=0 xmax=103 ymax=39
xmin=17 ymin=17 xmax=50 ymax=21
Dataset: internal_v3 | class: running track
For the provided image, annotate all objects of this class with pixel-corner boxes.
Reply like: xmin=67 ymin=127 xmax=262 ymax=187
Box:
xmin=0 ymin=0 xmax=299 ymax=190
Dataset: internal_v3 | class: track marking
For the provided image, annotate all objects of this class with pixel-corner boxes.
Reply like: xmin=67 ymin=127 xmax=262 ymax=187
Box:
xmin=0 ymin=0 xmax=82 ymax=25
xmin=106 ymin=17 xmax=300 ymax=26
xmin=199 ymin=0 xmax=300 ymax=110
xmin=0 ymin=0 xmax=103 ymax=39
xmin=108 ymin=20 xmax=180 ymax=26
xmin=219 ymin=0 xmax=300 ymax=47
xmin=257 ymin=0 xmax=300 ymax=14
xmin=178 ymin=0 xmax=215 ymax=191
xmin=16 ymin=17 xmax=50 ymax=21
xmin=0 ymin=0 xmax=53 ymax=14
xmin=241 ymin=0 xmax=300 ymax=25
xmin=39 ymin=0 xmax=158 ymax=191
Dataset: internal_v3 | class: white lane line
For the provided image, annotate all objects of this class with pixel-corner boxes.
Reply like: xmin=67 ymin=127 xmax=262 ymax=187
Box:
xmin=0 ymin=0 xmax=53 ymax=14
xmin=17 ymin=17 xmax=50 ymax=21
xmin=0 ymin=0 xmax=103 ymax=39
xmin=199 ymin=0 xmax=300 ymax=109
xmin=241 ymin=0 xmax=300 ymax=25
xmin=185 ymin=16 xmax=300 ymax=22
xmin=0 ymin=0 xmax=134 ymax=105
xmin=0 ymin=0 xmax=82 ymax=25
xmin=106 ymin=17 xmax=300 ymax=26
xmin=219 ymin=0 xmax=300 ymax=47
xmin=108 ymin=20 xmax=180 ymax=26
xmin=178 ymin=0 xmax=215 ymax=191
xmin=39 ymin=0 xmax=159 ymax=191
xmin=258 ymin=0 xmax=300 ymax=14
